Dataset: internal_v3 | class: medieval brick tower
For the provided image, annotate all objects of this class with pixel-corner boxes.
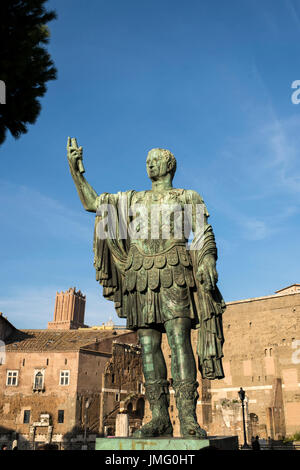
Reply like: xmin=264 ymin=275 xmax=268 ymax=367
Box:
xmin=48 ymin=287 xmax=87 ymax=330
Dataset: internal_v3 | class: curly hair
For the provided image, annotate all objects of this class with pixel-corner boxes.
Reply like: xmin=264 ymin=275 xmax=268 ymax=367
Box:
xmin=147 ymin=148 xmax=177 ymax=180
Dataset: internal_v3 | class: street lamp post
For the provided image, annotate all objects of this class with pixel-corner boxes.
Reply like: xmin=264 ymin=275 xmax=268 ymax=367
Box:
xmin=238 ymin=387 xmax=250 ymax=449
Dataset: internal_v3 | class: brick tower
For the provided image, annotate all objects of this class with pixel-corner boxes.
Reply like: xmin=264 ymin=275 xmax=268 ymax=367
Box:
xmin=48 ymin=287 xmax=87 ymax=330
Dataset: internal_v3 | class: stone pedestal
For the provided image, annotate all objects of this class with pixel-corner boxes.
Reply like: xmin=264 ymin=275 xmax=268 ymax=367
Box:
xmin=95 ymin=436 xmax=238 ymax=451
xmin=115 ymin=413 xmax=129 ymax=437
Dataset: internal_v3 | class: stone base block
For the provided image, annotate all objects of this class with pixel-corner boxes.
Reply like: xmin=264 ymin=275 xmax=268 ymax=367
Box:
xmin=95 ymin=436 xmax=238 ymax=451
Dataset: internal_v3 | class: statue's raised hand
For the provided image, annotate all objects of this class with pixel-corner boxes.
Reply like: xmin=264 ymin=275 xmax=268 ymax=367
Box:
xmin=67 ymin=137 xmax=85 ymax=174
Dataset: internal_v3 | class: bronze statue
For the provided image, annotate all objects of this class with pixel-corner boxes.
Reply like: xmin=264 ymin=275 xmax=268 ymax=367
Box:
xmin=67 ymin=138 xmax=225 ymax=439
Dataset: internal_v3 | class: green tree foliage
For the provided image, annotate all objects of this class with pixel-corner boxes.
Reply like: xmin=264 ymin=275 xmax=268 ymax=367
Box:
xmin=0 ymin=0 xmax=57 ymax=144
xmin=283 ymin=431 xmax=300 ymax=443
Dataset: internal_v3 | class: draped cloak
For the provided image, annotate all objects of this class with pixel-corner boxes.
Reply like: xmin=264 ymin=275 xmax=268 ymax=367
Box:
xmin=93 ymin=190 xmax=226 ymax=380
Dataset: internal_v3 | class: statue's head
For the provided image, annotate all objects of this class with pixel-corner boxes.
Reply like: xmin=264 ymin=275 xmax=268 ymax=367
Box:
xmin=146 ymin=148 xmax=177 ymax=181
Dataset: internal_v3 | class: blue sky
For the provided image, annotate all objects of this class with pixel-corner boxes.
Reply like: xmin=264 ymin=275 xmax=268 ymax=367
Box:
xmin=1 ymin=0 xmax=300 ymax=329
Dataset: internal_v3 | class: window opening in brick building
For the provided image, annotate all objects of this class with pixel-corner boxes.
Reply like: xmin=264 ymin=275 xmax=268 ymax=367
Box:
xmin=60 ymin=370 xmax=70 ymax=385
xmin=6 ymin=370 xmax=18 ymax=386
xmin=23 ymin=410 xmax=30 ymax=423
xmin=58 ymin=410 xmax=64 ymax=423
xmin=34 ymin=371 xmax=44 ymax=390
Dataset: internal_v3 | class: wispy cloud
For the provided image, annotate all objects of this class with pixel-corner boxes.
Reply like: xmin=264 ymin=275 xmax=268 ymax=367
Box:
xmin=218 ymin=115 xmax=300 ymax=239
xmin=217 ymin=115 xmax=300 ymax=200
xmin=0 ymin=182 xmax=125 ymax=329
xmin=0 ymin=284 xmax=125 ymax=330
xmin=236 ymin=205 xmax=298 ymax=241
xmin=0 ymin=180 xmax=91 ymax=242
xmin=0 ymin=286 xmax=57 ymax=329
xmin=259 ymin=117 xmax=300 ymax=194
xmin=183 ymin=111 xmax=300 ymax=242
xmin=286 ymin=0 xmax=300 ymax=29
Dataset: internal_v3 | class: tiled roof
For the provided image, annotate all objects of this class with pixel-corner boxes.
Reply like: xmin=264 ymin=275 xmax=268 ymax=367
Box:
xmin=4 ymin=328 xmax=130 ymax=352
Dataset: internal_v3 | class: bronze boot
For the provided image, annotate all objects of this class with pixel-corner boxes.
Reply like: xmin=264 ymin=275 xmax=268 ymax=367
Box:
xmin=133 ymin=380 xmax=173 ymax=438
xmin=173 ymin=379 xmax=207 ymax=439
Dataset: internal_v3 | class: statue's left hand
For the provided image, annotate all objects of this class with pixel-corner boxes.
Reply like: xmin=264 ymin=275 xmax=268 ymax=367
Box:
xmin=196 ymin=254 xmax=218 ymax=291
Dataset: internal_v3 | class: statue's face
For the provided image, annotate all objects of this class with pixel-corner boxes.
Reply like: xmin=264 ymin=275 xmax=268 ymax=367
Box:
xmin=146 ymin=150 xmax=168 ymax=181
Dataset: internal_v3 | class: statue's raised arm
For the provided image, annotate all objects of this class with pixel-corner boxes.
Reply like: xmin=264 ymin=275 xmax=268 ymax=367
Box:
xmin=67 ymin=137 xmax=98 ymax=212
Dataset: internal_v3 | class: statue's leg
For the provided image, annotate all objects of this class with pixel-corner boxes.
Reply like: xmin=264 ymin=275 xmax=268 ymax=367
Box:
xmin=133 ymin=327 xmax=173 ymax=438
xmin=165 ymin=317 xmax=207 ymax=439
